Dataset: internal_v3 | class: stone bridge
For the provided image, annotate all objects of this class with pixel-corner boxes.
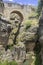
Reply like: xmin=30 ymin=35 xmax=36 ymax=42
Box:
xmin=0 ymin=2 xmax=33 ymax=22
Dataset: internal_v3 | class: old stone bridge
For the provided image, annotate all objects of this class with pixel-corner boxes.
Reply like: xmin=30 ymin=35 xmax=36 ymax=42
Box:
xmin=0 ymin=1 xmax=34 ymax=22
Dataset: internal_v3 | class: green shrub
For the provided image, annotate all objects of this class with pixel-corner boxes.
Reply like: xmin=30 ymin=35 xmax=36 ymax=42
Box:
xmin=0 ymin=14 xmax=2 ymax=18
xmin=35 ymin=54 xmax=42 ymax=65
xmin=25 ymin=20 xmax=32 ymax=30
xmin=34 ymin=42 xmax=42 ymax=65
xmin=0 ymin=61 xmax=18 ymax=65
xmin=8 ymin=61 xmax=18 ymax=65
xmin=0 ymin=61 xmax=8 ymax=65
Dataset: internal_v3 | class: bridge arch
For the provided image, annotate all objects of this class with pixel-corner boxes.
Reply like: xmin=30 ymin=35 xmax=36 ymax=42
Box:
xmin=10 ymin=10 xmax=23 ymax=22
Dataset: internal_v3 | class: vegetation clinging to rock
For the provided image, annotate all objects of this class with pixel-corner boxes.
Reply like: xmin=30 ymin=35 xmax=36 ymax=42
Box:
xmin=24 ymin=20 xmax=32 ymax=30
xmin=0 ymin=61 xmax=18 ymax=65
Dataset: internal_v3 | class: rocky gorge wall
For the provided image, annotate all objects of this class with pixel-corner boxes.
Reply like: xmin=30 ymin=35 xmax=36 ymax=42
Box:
xmin=0 ymin=1 xmax=39 ymax=64
xmin=0 ymin=16 xmax=38 ymax=63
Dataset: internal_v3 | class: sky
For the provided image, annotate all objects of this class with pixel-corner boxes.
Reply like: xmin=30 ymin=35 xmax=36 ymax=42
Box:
xmin=3 ymin=0 xmax=38 ymax=6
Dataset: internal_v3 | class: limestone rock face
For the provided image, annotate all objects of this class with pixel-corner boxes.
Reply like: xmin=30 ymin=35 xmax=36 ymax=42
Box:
xmin=0 ymin=44 xmax=26 ymax=62
xmin=16 ymin=20 xmax=38 ymax=53
xmin=0 ymin=2 xmax=39 ymax=63
xmin=1 ymin=49 xmax=13 ymax=62
xmin=17 ymin=23 xmax=38 ymax=42
xmin=0 ymin=18 xmax=12 ymax=45
xmin=12 ymin=44 xmax=26 ymax=61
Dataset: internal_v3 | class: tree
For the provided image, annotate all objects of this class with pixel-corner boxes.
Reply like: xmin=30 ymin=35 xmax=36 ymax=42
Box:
xmin=37 ymin=0 xmax=43 ymax=17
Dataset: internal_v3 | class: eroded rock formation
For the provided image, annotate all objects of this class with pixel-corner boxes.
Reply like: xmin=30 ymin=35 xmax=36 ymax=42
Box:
xmin=0 ymin=0 xmax=39 ymax=63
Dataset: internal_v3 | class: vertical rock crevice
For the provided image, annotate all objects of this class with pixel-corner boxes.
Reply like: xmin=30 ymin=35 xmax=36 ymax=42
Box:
xmin=13 ymin=21 xmax=22 ymax=44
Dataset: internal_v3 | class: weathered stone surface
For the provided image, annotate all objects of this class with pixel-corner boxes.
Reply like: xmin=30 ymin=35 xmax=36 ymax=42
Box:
xmin=0 ymin=0 xmax=39 ymax=63
xmin=0 ymin=44 xmax=26 ymax=62
xmin=11 ymin=44 xmax=26 ymax=61
xmin=25 ymin=42 xmax=35 ymax=52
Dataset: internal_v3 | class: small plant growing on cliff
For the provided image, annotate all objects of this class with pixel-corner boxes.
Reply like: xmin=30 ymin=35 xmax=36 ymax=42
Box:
xmin=0 ymin=61 xmax=18 ymax=65
xmin=35 ymin=54 xmax=42 ymax=65
xmin=34 ymin=43 xmax=42 ymax=65
xmin=25 ymin=20 xmax=32 ymax=30
xmin=8 ymin=61 xmax=18 ymax=65
xmin=0 ymin=14 xmax=2 ymax=18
